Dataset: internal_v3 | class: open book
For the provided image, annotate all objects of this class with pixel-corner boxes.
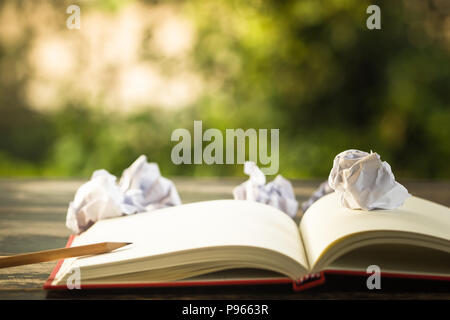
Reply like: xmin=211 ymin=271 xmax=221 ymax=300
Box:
xmin=45 ymin=192 xmax=450 ymax=290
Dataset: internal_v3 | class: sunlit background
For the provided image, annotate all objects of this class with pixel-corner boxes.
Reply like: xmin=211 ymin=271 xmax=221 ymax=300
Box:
xmin=0 ymin=0 xmax=449 ymax=179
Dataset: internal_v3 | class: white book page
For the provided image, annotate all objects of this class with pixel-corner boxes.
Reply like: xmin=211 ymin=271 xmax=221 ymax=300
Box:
xmin=300 ymin=192 xmax=450 ymax=269
xmin=62 ymin=200 xmax=308 ymax=272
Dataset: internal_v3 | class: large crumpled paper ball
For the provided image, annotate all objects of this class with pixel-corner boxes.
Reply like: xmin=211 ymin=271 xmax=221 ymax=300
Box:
xmin=66 ymin=155 xmax=181 ymax=234
xmin=66 ymin=170 xmax=128 ymax=234
xmin=328 ymin=149 xmax=410 ymax=210
xmin=119 ymin=155 xmax=181 ymax=212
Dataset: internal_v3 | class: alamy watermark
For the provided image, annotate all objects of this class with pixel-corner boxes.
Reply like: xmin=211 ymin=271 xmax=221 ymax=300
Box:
xmin=366 ymin=264 xmax=381 ymax=290
xmin=66 ymin=5 xmax=81 ymax=30
xmin=171 ymin=121 xmax=279 ymax=175
xmin=366 ymin=5 xmax=381 ymax=30
xmin=66 ymin=267 xmax=81 ymax=289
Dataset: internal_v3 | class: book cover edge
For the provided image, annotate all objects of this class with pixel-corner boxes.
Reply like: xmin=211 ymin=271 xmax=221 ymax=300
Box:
xmin=43 ymin=236 xmax=450 ymax=291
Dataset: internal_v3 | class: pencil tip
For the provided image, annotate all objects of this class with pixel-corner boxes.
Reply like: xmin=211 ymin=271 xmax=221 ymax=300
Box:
xmin=106 ymin=242 xmax=133 ymax=251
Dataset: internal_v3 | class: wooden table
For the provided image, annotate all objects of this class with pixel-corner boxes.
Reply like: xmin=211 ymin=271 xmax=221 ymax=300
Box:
xmin=0 ymin=178 xmax=448 ymax=299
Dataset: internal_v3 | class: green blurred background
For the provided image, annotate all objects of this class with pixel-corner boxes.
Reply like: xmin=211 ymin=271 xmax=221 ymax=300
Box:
xmin=0 ymin=0 xmax=449 ymax=179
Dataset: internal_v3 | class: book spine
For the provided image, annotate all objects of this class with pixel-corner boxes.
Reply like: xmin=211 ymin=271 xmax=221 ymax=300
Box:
xmin=292 ymin=272 xmax=325 ymax=291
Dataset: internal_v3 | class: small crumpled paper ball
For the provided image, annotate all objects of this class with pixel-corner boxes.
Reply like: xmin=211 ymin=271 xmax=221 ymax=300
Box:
xmin=328 ymin=149 xmax=410 ymax=210
xmin=233 ymin=162 xmax=299 ymax=218
xmin=301 ymin=181 xmax=334 ymax=213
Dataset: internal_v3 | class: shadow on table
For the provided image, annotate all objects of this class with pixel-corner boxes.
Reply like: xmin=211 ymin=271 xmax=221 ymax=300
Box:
xmin=45 ymin=275 xmax=450 ymax=300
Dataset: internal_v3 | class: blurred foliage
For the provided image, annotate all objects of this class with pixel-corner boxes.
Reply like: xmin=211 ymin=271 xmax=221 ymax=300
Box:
xmin=0 ymin=0 xmax=449 ymax=179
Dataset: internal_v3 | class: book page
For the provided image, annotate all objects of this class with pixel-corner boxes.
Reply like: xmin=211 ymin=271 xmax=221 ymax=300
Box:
xmin=59 ymin=200 xmax=308 ymax=276
xmin=300 ymin=192 xmax=450 ymax=269
xmin=328 ymin=243 xmax=450 ymax=277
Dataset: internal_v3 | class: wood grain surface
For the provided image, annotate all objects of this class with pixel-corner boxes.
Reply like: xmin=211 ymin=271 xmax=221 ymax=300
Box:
xmin=0 ymin=178 xmax=448 ymax=299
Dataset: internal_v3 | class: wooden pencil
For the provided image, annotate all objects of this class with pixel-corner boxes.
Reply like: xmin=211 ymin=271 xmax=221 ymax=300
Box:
xmin=0 ymin=242 xmax=132 ymax=269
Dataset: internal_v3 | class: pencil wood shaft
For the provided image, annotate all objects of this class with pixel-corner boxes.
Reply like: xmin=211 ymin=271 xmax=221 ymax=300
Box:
xmin=0 ymin=242 xmax=131 ymax=269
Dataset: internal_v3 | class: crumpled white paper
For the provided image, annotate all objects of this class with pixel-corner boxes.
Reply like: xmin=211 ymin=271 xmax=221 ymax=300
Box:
xmin=119 ymin=155 xmax=182 ymax=212
xmin=301 ymin=181 xmax=334 ymax=213
xmin=233 ymin=162 xmax=299 ymax=218
xmin=66 ymin=155 xmax=182 ymax=234
xmin=328 ymin=149 xmax=410 ymax=210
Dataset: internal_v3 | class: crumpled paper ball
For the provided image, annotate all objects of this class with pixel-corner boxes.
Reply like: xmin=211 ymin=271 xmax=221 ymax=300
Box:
xmin=233 ymin=162 xmax=299 ymax=218
xmin=328 ymin=149 xmax=410 ymax=210
xmin=66 ymin=155 xmax=181 ymax=234
xmin=301 ymin=181 xmax=334 ymax=213
xmin=119 ymin=155 xmax=182 ymax=212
